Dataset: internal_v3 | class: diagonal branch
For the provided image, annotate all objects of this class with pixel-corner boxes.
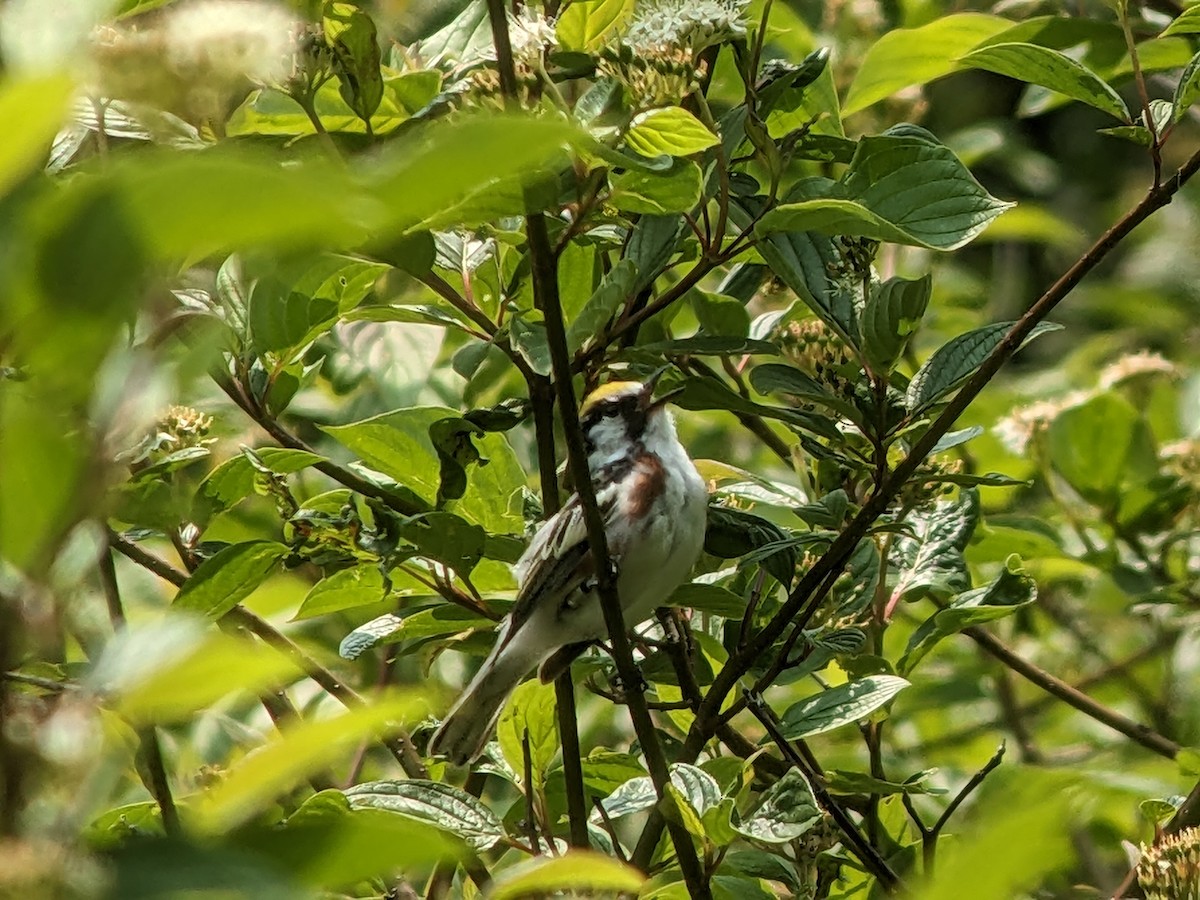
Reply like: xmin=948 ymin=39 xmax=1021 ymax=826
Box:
xmin=963 ymin=625 xmax=1178 ymax=759
xmin=634 ymin=139 xmax=1200 ymax=872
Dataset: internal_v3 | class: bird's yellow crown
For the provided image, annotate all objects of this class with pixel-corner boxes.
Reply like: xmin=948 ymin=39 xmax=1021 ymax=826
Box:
xmin=579 ymin=381 xmax=642 ymax=418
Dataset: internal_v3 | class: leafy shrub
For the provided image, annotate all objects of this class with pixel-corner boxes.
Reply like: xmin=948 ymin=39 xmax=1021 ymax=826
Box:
xmin=1 ymin=0 xmax=1198 ymax=898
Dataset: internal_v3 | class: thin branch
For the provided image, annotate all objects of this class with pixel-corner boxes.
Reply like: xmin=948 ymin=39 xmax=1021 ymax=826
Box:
xmin=910 ymin=742 xmax=1006 ymax=875
xmin=746 ymin=692 xmax=900 ymax=892
xmin=492 ymin=22 xmax=711 ymax=895
xmin=528 ymin=374 xmax=591 ymax=849
xmin=99 ymin=541 xmax=181 ymax=836
xmin=530 ymin=207 xmax=712 ymax=892
xmin=213 ymin=371 xmax=426 ymax=516
xmin=916 ymin=636 xmax=1174 ymax=753
xmin=0 ymin=672 xmax=73 ymax=693
xmin=521 ymin=728 xmax=542 ymax=854
xmin=931 ymin=742 xmax=1006 ymax=838
xmin=593 ymin=798 xmax=629 ymax=862
xmin=964 ymin=625 xmax=1179 ymax=759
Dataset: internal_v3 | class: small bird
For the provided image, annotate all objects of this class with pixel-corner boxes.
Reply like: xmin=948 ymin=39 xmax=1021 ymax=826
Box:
xmin=428 ymin=374 xmax=707 ymax=765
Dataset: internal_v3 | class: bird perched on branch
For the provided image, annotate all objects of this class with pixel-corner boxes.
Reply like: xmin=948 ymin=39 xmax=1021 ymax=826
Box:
xmin=428 ymin=373 xmax=707 ymax=765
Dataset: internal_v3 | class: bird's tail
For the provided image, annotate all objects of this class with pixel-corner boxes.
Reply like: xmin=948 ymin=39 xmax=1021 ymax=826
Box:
xmin=428 ymin=645 xmax=529 ymax=765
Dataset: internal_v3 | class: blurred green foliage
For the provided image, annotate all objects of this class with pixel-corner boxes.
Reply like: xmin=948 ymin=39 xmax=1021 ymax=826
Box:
xmin=0 ymin=0 xmax=1198 ymax=897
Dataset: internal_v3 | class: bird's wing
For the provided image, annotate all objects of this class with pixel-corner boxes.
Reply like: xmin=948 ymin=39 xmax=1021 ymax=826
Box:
xmin=505 ymin=484 xmax=621 ymax=634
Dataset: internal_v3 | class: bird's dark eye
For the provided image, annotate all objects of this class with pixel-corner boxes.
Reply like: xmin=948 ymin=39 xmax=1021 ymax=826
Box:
xmin=602 ymin=407 xmax=618 ymax=418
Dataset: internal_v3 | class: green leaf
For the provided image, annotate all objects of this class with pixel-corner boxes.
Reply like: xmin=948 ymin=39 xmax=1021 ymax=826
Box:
xmin=675 ymin=375 xmax=841 ymax=441
xmin=665 ymin=783 xmax=708 ymax=840
xmin=778 ymin=675 xmax=910 ymax=740
xmin=622 ymin=214 xmax=686 ymax=292
xmin=248 ymin=282 xmax=339 ymax=354
xmin=172 ymin=541 xmax=288 ymax=620
xmin=906 ymin=321 xmax=1061 ymax=412
xmin=861 ymin=274 xmax=932 ymax=374
xmin=732 ymin=200 xmax=858 ymax=345
xmin=324 ymin=2 xmax=385 ymax=123
xmin=625 ymin=106 xmax=719 ymax=157
xmin=843 ymin=14 xmax=1011 ymax=114
xmin=691 ymin=290 xmax=750 ymax=338
xmin=197 ymin=694 xmax=425 ymax=832
xmin=917 ymin=770 xmax=1076 ymax=900
xmin=556 ymin=0 xmax=633 ymax=50
xmin=667 ymin=582 xmax=745 ymax=617
xmin=1173 ymin=51 xmax=1200 ymax=124
xmin=96 ymin=622 xmax=300 ymax=725
xmin=497 ymin=680 xmax=560 ymax=789
xmin=733 ymin=769 xmax=822 ymax=844
xmin=757 ymin=132 xmax=1014 ymax=251
xmin=196 ymin=448 xmax=321 ymax=522
xmin=324 ymin=407 xmax=525 ymax=534
xmin=107 ymin=147 xmax=366 ymax=259
xmin=958 ymin=43 xmax=1129 ymax=122
xmin=0 ymin=75 xmax=74 ymax=199
xmin=488 ymin=851 xmax=645 ymax=900
xmin=826 ymin=769 xmax=945 ymax=796
xmin=899 ymin=559 xmax=1037 ymax=675
xmin=748 ymin=362 xmax=864 ymax=424
xmin=669 ymin=763 xmax=722 ymax=816
xmin=240 ymin=801 xmax=457 ymax=887
xmin=296 ymin=565 xmax=387 ymax=620
xmin=343 ymin=779 xmax=505 ymax=852
xmin=567 ymin=258 xmax=637 ymax=351
xmin=610 ymin=159 xmax=703 ymax=214
xmin=1046 ymin=392 xmax=1159 ymax=508
xmin=400 ymin=512 xmax=487 ymax=574
xmin=338 ymin=606 xmax=493 ymax=660
xmin=640 ymin=336 xmax=777 ymax=356
xmin=703 ymin=506 xmax=797 ymax=587
xmin=889 ymin=490 xmax=980 ymax=608
xmin=596 ymin=763 xmax=717 ymax=819
xmin=1162 ymin=5 xmax=1200 ymax=37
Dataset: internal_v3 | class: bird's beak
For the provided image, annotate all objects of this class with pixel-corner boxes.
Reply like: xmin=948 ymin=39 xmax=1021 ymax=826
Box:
xmin=641 ymin=365 xmax=684 ymax=412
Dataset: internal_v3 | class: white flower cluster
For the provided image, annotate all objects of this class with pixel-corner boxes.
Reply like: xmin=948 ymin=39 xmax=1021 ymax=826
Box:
xmin=1098 ymin=350 xmax=1178 ymax=389
xmin=160 ymin=0 xmax=297 ymax=85
xmin=992 ymin=391 xmax=1092 ymax=455
xmin=91 ymin=0 xmax=298 ymax=123
xmin=506 ymin=7 xmax=557 ymax=64
xmin=623 ymin=0 xmax=749 ymax=52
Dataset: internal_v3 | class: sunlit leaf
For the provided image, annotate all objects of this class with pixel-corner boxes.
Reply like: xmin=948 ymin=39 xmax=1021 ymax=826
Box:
xmin=0 ymin=75 xmax=74 ymax=198
xmin=959 ymin=43 xmax=1129 ymax=122
xmin=344 ymin=779 xmax=504 ymax=851
xmin=777 ymin=675 xmax=910 ymax=740
xmin=172 ymin=541 xmax=288 ymax=620
xmin=488 ymin=851 xmax=645 ymax=900
xmin=197 ymin=694 xmax=425 ymax=832
xmin=625 ymin=106 xmax=719 ymax=158
xmin=556 ymin=0 xmax=633 ymax=50
xmin=497 ymin=680 xmax=559 ymax=789
xmin=733 ymin=769 xmax=821 ymax=844
xmin=899 ymin=558 xmax=1037 ymax=675
xmin=843 ymin=14 xmax=1011 ymax=114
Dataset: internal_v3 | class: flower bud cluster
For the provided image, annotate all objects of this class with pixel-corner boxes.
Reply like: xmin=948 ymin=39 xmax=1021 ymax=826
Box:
xmin=120 ymin=405 xmax=216 ymax=469
xmin=777 ymin=318 xmax=858 ymax=399
xmin=1138 ymin=827 xmax=1200 ymax=899
xmin=898 ymin=454 xmax=964 ymax=507
xmin=596 ymin=42 xmax=698 ymax=109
